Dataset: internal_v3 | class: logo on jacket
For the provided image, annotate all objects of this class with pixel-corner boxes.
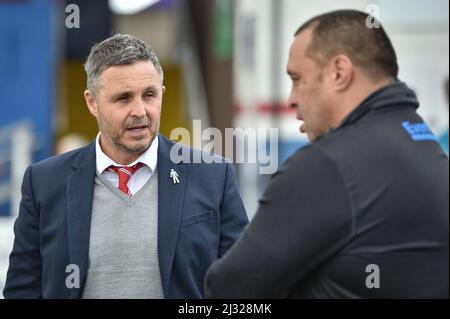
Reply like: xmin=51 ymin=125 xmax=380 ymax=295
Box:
xmin=402 ymin=121 xmax=437 ymax=141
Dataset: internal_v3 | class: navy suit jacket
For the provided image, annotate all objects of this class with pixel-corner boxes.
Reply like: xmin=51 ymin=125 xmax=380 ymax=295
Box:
xmin=4 ymin=135 xmax=248 ymax=299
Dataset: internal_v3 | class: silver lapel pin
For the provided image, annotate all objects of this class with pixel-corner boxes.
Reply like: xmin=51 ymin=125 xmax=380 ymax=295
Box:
xmin=170 ymin=169 xmax=180 ymax=184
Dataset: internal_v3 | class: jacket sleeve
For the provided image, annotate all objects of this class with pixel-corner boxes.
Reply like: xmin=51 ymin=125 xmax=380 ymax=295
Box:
xmin=205 ymin=146 xmax=353 ymax=298
xmin=218 ymin=161 xmax=249 ymax=257
xmin=3 ymin=165 xmax=42 ymax=299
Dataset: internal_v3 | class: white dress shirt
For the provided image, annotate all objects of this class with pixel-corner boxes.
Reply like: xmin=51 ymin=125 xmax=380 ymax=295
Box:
xmin=95 ymin=133 xmax=158 ymax=195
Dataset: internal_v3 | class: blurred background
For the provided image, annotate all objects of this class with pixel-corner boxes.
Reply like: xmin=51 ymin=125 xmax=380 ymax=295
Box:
xmin=0 ymin=0 xmax=448 ymax=296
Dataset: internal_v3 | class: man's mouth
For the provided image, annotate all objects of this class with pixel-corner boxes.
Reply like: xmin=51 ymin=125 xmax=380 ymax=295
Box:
xmin=126 ymin=125 xmax=148 ymax=132
xmin=300 ymin=122 xmax=307 ymax=133
xmin=296 ymin=115 xmax=306 ymax=133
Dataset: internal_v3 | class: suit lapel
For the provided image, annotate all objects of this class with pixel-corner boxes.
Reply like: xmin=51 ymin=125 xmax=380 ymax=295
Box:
xmin=157 ymin=135 xmax=187 ymax=297
xmin=66 ymin=142 xmax=96 ymax=299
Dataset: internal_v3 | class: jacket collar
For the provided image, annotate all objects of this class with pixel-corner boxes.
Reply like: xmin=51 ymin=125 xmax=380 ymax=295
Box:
xmin=339 ymin=80 xmax=419 ymax=128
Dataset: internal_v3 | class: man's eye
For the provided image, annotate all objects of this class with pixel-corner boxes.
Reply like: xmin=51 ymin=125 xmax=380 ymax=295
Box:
xmin=144 ymin=92 xmax=155 ymax=98
xmin=117 ymin=96 xmax=129 ymax=102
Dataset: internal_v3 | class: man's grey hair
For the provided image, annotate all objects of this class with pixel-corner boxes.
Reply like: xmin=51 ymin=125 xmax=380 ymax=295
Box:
xmin=84 ymin=34 xmax=164 ymax=97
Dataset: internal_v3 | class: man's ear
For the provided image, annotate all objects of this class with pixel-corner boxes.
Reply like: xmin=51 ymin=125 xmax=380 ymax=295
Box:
xmin=330 ymin=54 xmax=353 ymax=92
xmin=84 ymin=90 xmax=98 ymax=117
xmin=162 ymin=85 xmax=166 ymax=94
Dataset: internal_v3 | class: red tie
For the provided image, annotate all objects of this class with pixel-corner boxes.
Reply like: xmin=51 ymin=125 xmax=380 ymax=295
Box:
xmin=108 ymin=163 xmax=144 ymax=196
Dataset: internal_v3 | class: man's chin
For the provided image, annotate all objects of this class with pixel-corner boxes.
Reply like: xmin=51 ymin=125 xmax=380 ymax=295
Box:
xmin=117 ymin=131 xmax=158 ymax=152
xmin=119 ymin=138 xmax=152 ymax=154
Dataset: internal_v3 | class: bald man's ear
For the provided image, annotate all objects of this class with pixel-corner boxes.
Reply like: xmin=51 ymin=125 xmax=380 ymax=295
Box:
xmin=84 ymin=90 xmax=99 ymax=118
xmin=330 ymin=55 xmax=353 ymax=92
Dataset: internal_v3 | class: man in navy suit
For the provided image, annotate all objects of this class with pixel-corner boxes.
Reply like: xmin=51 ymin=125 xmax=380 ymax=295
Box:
xmin=4 ymin=34 xmax=248 ymax=299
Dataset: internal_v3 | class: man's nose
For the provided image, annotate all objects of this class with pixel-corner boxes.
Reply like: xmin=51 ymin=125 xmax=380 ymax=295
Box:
xmin=288 ymin=90 xmax=298 ymax=109
xmin=130 ymin=98 xmax=147 ymax=117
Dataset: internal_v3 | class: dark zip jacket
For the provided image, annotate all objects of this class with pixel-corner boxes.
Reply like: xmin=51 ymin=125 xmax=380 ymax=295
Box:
xmin=205 ymin=81 xmax=449 ymax=298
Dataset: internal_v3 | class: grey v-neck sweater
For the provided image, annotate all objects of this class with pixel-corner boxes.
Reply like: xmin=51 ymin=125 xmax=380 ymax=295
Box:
xmin=81 ymin=171 xmax=164 ymax=299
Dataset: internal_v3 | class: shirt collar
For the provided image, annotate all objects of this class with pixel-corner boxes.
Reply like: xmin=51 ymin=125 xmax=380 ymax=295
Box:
xmin=95 ymin=133 xmax=159 ymax=174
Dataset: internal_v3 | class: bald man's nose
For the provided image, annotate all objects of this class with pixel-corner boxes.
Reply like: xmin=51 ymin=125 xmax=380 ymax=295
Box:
xmin=288 ymin=90 xmax=299 ymax=109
